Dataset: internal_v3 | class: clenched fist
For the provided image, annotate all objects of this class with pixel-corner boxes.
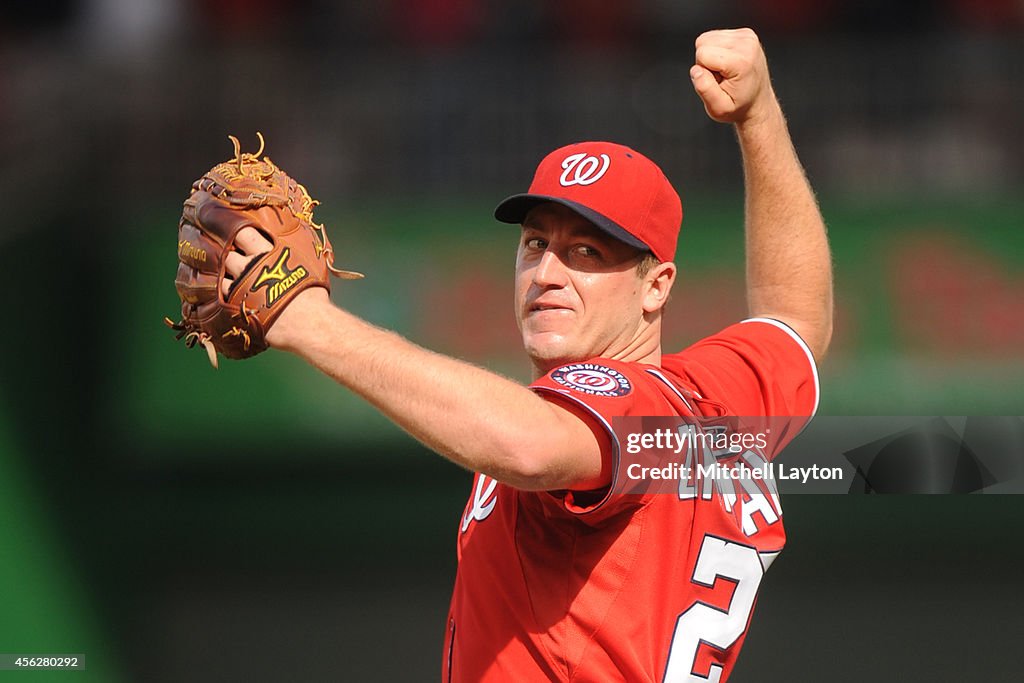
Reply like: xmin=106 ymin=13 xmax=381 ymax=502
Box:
xmin=690 ymin=28 xmax=777 ymax=125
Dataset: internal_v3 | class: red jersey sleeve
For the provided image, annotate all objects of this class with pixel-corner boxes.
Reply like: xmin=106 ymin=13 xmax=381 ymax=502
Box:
xmin=528 ymin=359 xmax=687 ymax=518
xmin=661 ymin=316 xmax=819 ymax=423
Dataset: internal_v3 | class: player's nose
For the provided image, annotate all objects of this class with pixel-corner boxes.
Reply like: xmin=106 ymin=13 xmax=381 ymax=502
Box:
xmin=533 ymin=249 xmax=569 ymax=287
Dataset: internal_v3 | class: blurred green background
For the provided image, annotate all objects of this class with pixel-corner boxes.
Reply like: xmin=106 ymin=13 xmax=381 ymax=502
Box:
xmin=1 ymin=1 xmax=1023 ymax=681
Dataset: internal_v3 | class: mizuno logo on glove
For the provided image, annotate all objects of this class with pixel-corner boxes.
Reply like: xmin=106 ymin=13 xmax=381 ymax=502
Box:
xmin=252 ymin=248 xmax=308 ymax=306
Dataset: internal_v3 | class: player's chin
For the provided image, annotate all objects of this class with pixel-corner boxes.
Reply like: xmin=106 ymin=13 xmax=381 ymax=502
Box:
xmin=523 ymin=332 xmax=578 ymax=371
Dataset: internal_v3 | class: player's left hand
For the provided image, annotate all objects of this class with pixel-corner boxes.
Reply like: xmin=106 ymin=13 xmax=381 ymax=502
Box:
xmin=690 ymin=28 xmax=777 ymax=125
xmin=220 ymin=226 xmax=332 ymax=352
xmin=167 ymin=133 xmax=363 ymax=367
xmin=220 ymin=227 xmax=272 ymax=298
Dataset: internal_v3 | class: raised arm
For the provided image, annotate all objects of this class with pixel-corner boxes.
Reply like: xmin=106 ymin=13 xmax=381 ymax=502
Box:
xmin=690 ymin=28 xmax=834 ymax=361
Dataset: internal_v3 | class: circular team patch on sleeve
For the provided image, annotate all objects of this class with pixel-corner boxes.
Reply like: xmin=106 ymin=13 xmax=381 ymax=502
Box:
xmin=550 ymin=363 xmax=632 ymax=397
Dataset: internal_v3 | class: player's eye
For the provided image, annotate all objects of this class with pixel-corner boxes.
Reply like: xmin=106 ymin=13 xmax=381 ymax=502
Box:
xmin=524 ymin=237 xmax=547 ymax=250
xmin=574 ymin=244 xmax=601 ymax=259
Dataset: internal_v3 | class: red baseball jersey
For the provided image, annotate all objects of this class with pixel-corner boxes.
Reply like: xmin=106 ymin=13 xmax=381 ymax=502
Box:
xmin=443 ymin=318 xmax=819 ymax=682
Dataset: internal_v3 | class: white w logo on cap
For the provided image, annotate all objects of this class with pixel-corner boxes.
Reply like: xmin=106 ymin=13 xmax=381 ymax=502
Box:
xmin=559 ymin=153 xmax=610 ymax=187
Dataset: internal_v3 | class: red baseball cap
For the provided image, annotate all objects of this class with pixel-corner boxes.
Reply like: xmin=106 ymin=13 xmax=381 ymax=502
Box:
xmin=494 ymin=142 xmax=683 ymax=262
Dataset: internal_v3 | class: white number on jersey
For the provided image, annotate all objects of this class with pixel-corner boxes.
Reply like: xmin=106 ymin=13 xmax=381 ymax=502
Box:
xmin=662 ymin=535 xmax=767 ymax=683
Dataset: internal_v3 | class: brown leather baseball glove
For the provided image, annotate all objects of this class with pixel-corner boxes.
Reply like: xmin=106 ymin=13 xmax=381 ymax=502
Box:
xmin=166 ymin=133 xmax=362 ymax=367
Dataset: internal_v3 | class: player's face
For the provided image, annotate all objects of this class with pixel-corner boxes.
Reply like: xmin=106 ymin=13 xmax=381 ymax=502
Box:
xmin=515 ymin=203 xmax=648 ymax=374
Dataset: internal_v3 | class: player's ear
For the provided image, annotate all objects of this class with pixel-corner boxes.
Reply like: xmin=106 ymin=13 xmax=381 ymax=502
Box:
xmin=641 ymin=261 xmax=676 ymax=314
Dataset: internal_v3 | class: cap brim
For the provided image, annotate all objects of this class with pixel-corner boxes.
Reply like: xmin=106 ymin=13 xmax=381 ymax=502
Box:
xmin=494 ymin=194 xmax=650 ymax=254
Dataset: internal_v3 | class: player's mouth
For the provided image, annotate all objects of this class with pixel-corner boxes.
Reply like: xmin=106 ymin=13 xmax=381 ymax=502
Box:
xmin=527 ymin=301 xmax=573 ymax=315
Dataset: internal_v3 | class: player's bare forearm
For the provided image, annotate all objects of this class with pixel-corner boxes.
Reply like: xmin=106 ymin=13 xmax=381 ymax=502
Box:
xmin=737 ymin=103 xmax=833 ymax=360
xmin=690 ymin=28 xmax=833 ymax=360
xmin=267 ymin=290 xmax=608 ymax=491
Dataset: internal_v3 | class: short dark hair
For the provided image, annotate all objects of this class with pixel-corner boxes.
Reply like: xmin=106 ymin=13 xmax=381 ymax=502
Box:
xmin=635 ymin=252 xmax=660 ymax=279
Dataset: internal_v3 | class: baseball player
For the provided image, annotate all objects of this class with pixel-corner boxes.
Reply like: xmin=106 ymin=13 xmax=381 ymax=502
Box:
xmin=197 ymin=28 xmax=831 ymax=682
